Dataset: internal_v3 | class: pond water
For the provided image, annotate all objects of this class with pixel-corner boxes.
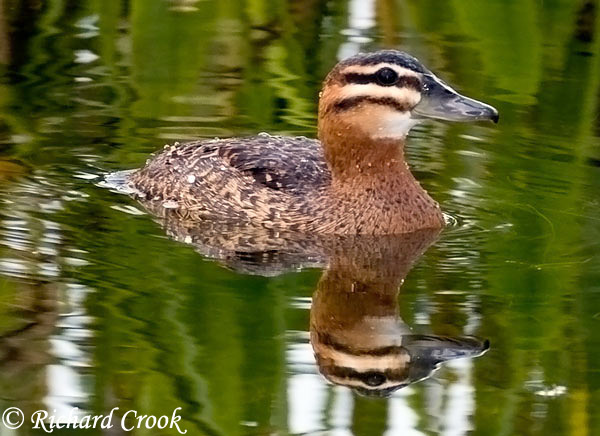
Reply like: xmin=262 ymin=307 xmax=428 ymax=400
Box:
xmin=0 ymin=0 xmax=600 ymax=435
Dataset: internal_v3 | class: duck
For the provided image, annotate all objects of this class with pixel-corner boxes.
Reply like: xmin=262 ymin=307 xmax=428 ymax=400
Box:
xmin=308 ymin=229 xmax=489 ymax=396
xmin=125 ymin=50 xmax=498 ymax=235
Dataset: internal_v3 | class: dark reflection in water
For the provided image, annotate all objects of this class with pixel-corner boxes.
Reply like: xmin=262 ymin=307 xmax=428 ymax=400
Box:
xmin=309 ymin=230 xmax=488 ymax=397
xmin=0 ymin=280 xmax=57 ymax=410
xmin=131 ymin=205 xmax=489 ymax=397
xmin=135 ymin=203 xmax=490 ymax=413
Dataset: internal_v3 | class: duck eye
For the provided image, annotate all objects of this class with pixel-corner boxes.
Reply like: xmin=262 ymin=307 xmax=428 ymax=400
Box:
xmin=363 ymin=372 xmax=386 ymax=387
xmin=376 ymin=67 xmax=399 ymax=86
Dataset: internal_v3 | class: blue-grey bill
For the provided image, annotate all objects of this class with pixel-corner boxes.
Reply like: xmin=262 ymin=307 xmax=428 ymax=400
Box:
xmin=413 ymin=74 xmax=499 ymax=123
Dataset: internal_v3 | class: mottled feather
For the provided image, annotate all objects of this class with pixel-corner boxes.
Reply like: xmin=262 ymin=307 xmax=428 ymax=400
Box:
xmin=215 ymin=135 xmax=330 ymax=191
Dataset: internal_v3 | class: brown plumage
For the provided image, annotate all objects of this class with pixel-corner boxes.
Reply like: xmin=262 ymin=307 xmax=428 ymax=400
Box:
xmin=124 ymin=50 xmax=498 ymax=235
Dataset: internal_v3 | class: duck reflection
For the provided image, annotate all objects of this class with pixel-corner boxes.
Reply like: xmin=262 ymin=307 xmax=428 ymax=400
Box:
xmin=310 ymin=230 xmax=489 ymax=397
xmin=134 ymin=208 xmax=489 ymax=396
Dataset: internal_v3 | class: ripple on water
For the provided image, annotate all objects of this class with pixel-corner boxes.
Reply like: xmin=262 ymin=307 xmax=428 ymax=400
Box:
xmin=443 ymin=212 xmax=461 ymax=228
xmin=0 ymin=173 xmax=95 ymax=412
xmin=98 ymin=169 xmax=139 ymax=195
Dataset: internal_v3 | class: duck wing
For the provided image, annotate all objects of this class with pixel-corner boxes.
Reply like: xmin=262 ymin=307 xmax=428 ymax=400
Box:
xmin=132 ymin=135 xmax=331 ymax=195
xmin=126 ymin=135 xmax=331 ymax=223
xmin=216 ymin=134 xmax=331 ymax=191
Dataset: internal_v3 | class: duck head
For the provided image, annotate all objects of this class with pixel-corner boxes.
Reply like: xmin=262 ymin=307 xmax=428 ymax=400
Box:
xmin=318 ymin=50 xmax=498 ymax=177
xmin=318 ymin=50 xmax=498 ymax=139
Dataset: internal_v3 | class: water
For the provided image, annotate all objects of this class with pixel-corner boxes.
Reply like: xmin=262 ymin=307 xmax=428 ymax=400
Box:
xmin=0 ymin=0 xmax=599 ymax=434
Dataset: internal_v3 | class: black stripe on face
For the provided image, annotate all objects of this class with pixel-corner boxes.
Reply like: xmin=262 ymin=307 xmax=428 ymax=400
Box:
xmin=342 ymin=73 xmax=422 ymax=91
xmin=330 ymin=96 xmax=412 ymax=113
xmin=318 ymin=363 xmax=409 ymax=385
xmin=338 ymin=51 xmax=428 ymax=73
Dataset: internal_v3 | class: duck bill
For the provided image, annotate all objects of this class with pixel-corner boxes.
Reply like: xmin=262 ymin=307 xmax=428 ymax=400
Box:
xmin=413 ymin=74 xmax=499 ymax=123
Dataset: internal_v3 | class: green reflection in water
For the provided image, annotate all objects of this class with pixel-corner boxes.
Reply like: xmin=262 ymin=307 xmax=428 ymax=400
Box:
xmin=0 ymin=0 xmax=599 ymax=435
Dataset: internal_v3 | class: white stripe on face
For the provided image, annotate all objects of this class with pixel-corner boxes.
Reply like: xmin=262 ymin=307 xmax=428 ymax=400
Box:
xmin=336 ymin=83 xmax=421 ymax=104
xmin=340 ymin=63 xmax=421 ymax=78
xmin=317 ymin=347 xmax=410 ymax=372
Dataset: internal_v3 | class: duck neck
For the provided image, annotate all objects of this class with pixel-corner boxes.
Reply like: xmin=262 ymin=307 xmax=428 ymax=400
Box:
xmin=318 ymin=120 xmax=444 ymax=233
xmin=319 ymin=122 xmax=415 ymax=189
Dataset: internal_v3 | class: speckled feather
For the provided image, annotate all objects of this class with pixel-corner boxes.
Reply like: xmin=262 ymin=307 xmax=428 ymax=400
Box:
xmin=127 ymin=130 xmax=445 ymax=235
xmin=128 ymin=134 xmax=335 ymax=228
